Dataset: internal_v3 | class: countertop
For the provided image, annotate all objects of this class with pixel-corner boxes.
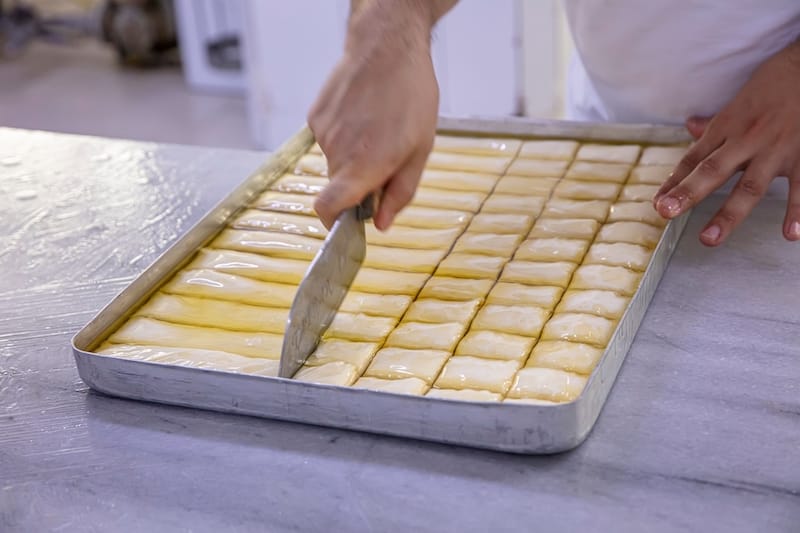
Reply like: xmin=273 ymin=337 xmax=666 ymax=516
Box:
xmin=1 ymin=128 xmax=798 ymax=533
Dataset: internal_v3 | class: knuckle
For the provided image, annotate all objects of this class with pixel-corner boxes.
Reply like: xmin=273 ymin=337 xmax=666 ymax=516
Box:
xmin=716 ymin=209 xmax=738 ymax=226
xmin=736 ymin=176 xmax=766 ymax=198
xmin=676 ymin=152 xmax=703 ymax=174
xmin=697 ymin=156 xmax=723 ymax=177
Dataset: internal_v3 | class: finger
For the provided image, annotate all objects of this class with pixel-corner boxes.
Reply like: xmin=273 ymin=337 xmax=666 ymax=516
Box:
xmin=686 ymin=115 xmax=713 ymax=140
xmin=784 ymin=174 xmax=800 ymax=241
xmin=698 ymin=158 xmax=777 ymax=247
xmin=373 ymin=149 xmax=428 ymax=231
xmin=655 ymin=139 xmax=754 ymax=219
xmin=314 ymin=173 xmax=371 ymax=229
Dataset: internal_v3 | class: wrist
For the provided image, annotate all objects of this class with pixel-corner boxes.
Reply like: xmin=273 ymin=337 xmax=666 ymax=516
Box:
xmin=346 ymin=0 xmax=440 ymax=57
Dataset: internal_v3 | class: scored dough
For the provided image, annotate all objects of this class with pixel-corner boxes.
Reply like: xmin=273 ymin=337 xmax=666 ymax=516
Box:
xmin=541 ymin=312 xmax=617 ymax=347
xmin=419 ymin=276 xmax=495 ymax=301
xmin=324 ymin=313 xmax=397 ymax=342
xmin=385 ymin=321 xmax=467 ymax=351
xmin=162 ymin=269 xmax=297 ymax=307
xmin=270 ymin=174 xmax=328 ymax=195
xmin=109 ymin=317 xmax=283 ymax=358
xmin=435 ymin=356 xmax=520 ymax=394
xmin=351 ymin=267 xmax=429 ymax=295
xmin=352 ymin=376 xmax=429 ymax=395
xmin=529 ymin=218 xmax=600 ymax=240
xmin=340 ymin=291 xmax=412 ymax=318
xmin=486 ymin=283 xmax=563 ymax=308
xmin=188 ymin=248 xmax=309 ymax=285
xmin=405 ymin=298 xmax=482 ymax=324
xmin=231 ymin=209 xmax=327 ymax=239
xmin=506 ymin=158 xmax=569 ymax=177
xmin=571 ymin=264 xmax=643 ymax=295
xmin=596 ymin=221 xmax=663 ymax=248
xmin=518 ymin=139 xmax=579 ymax=160
xmin=426 ymin=388 xmax=502 ymax=402
xmin=425 ymin=151 xmax=512 ymax=174
xmin=502 ymin=398 xmax=558 ymax=405
xmin=294 ymin=361 xmax=357 ymax=386
xmin=500 ymin=260 xmax=577 ymax=288
xmin=436 ymin=253 xmax=507 ymax=279
xmin=138 ymin=293 xmax=288 ymax=334
xmin=508 ymin=367 xmax=588 ymax=402
xmin=555 ymin=289 xmax=630 ymax=320
xmin=365 ymin=224 xmax=460 ymax=250
xmin=542 ymin=198 xmax=611 ymax=221
xmin=471 ymin=304 xmax=550 ymax=337
xmin=393 ymin=205 xmax=472 ymax=229
xmin=482 ymin=194 xmax=546 ymax=216
xmin=293 ymin=153 xmax=328 ymax=176
xmin=607 ymin=201 xmax=667 ymax=227
xmin=584 ymin=242 xmax=653 ymax=271
xmin=212 ymin=229 xmax=322 ymax=261
xmin=455 ymin=330 xmax=536 ymax=362
xmin=452 ymin=232 xmax=523 ymax=257
xmin=639 ymin=145 xmax=686 ymax=166
xmin=575 ymin=143 xmax=641 ymax=164
xmin=527 ymin=340 xmax=604 ymax=375
xmin=565 ymin=161 xmax=631 ymax=183
xmin=306 ymin=339 xmax=380 ymax=374
xmin=467 ymin=213 xmax=535 ymax=235
xmin=433 ymin=135 xmax=521 ymax=155
xmin=552 ymin=179 xmax=622 ymax=201
xmin=251 ymin=191 xmax=316 ymax=216
xmin=494 ymin=176 xmax=559 ymax=196
xmin=364 ymin=245 xmax=445 ymax=273
xmin=515 ymin=238 xmax=589 ymax=263
xmin=419 ymin=169 xmax=498 ymax=193
xmin=365 ymin=347 xmax=451 ymax=383
xmin=629 ymin=165 xmax=672 ymax=185
xmin=619 ymin=184 xmax=661 ymax=202
xmin=97 ymin=344 xmax=280 ymax=376
xmin=411 ymin=187 xmax=486 ymax=213
xmin=308 ymin=143 xmax=323 ymax=155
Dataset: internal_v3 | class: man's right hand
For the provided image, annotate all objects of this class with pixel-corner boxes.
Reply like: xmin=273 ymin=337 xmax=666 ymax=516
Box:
xmin=308 ymin=0 xmax=456 ymax=231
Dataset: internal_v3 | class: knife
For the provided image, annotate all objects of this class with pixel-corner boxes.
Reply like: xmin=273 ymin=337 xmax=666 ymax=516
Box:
xmin=278 ymin=194 xmax=375 ymax=378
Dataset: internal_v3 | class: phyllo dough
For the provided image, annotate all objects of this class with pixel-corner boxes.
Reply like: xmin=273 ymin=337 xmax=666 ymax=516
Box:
xmin=486 ymin=283 xmax=563 ymax=309
xmin=482 ymin=195 xmax=545 ymax=217
xmin=411 ymin=187 xmax=486 ymax=212
xmin=436 ymin=253 xmax=507 ymax=279
xmin=340 ymin=292 xmax=412 ymax=318
xmin=162 ymin=269 xmax=297 ymax=307
xmin=418 ymin=276 xmax=495 ymax=301
xmin=455 ymin=330 xmax=535 ymax=362
xmin=385 ymin=321 xmax=467 ymax=351
xmin=619 ymin=184 xmax=661 ymax=202
xmin=571 ymin=265 xmax=642 ymax=295
xmin=541 ymin=312 xmax=617 ymax=347
xmin=306 ymin=339 xmax=380 ymax=374
xmin=529 ymin=218 xmax=599 ymax=240
xmin=433 ymin=135 xmax=521 ymax=155
xmin=419 ymin=169 xmax=498 ymax=193
xmin=514 ymin=238 xmax=589 ymax=263
xmin=293 ymin=153 xmax=328 ymax=176
xmin=212 ymin=229 xmax=321 ymax=260
xmin=494 ymin=176 xmax=559 ymax=197
xmin=583 ymin=242 xmax=653 ymax=271
xmin=426 ymin=388 xmax=501 ymax=402
xmin=565 ymin=161 xmax=631 ymax=183
xmin=365 ymin=224 xmax=460 ymax=250
xmin=552 ymin=179 xmax=622 ymax=201
xmin=639 ymin=145 xmax=686 ymax=166
xmin=393 ymin=205 xmax=472 ymax=229
xmin=527 ymin=340 xmax=604 ymax=375
xmin=518 ymin=139 xmax=579 ymax=160
xmin=405 ymin=298 xmax=482 ymax=324
xmin=452 ymin=232 xmax=523 ymax=257
xmin=500 ymin=260 xmax=577 ymax=288
xmin=506 ymin=158 xmax=569 ymax=177
xmin=596 ymin=221 xmax=663 ymax=248
xmin=576 ymin=143 xmax=641 ymax=164
xmin=294 ymin=361 xmax=357 ymax=386
xmin=555 ymin=289 xmax=630 ymax=320
xmin=508 ymin=367 xmax=588 ymax=402
xmin=365 ymin=347 xmax=451 ymax=383
xmin=467 ymin=213 xmax=535 ymax=235
xmin=352 ymin=376 xmax=429 ymax=395
xmin=325 ymin=313 xmax=397 ymax=342
xmin=188 ymin=248 xmax=309 ymax=285
xmin=425 ymin=151 xmax=512 ymax=174
xmin=96 ymin=344 xmax=280 ymax=375
xmin=607 ymin=201 xmax=667 ymax=227
xmin=231 ymin=210 xmax=326 ymax=239
xmin=629 ymin=165 xmax=672 ymax=185
xmin=251 ymin=191 xmax=316 ymax=216
xmin=471 ymin=304 xmax=550 ymax=337
xmin=364 ymin=245 xmax=445 ymax=273
xmin=435 ymin=356 xmax=520 ymax=394
xmin=270 ymin=174 xmax=328 ymax=195
xmin=542 ymin=198 xmax=611 ymax=221
xmin=351 ymin=267 xmax=428 ymax=295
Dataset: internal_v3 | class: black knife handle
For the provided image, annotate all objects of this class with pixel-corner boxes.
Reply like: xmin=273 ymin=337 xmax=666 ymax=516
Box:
xmin=357 ymin=192 xmax=377 ymax=221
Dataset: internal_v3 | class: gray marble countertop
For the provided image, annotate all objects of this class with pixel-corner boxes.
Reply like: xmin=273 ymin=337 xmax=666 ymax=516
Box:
xmin=1 ymin=128 xmax=798 ymax=533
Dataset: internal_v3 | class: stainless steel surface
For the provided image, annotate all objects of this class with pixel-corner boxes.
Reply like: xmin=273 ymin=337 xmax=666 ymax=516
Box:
xmin=71 ymin=118 xmax=693 ymax=453
xmin=3 ymin=127 xmax=798 ymax=532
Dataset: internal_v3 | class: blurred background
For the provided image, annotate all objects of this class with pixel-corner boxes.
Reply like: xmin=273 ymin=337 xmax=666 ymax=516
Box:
xmin=0 ymin=0 xmax=573 ymax=150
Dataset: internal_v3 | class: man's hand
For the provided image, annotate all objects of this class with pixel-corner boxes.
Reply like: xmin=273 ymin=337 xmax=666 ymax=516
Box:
xmin=654 ymin=39 xmax=800 ymax=246
xmin=308 ymin=0 xmax=456 ymax=231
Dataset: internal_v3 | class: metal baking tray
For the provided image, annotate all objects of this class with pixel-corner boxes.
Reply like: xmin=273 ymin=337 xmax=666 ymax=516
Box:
xmin=72 ymin=117 xmax=691 ymax=454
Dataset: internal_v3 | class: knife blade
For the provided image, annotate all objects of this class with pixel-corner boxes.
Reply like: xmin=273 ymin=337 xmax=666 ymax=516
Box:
xmin=278 ymin=195 xmax=375 ymax=378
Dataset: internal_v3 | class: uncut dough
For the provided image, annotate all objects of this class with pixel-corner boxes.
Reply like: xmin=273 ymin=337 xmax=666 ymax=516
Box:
xmin=607 ymin=201 xmax=667 ymax=227
xmin=542 ymin=198 xmax=611 ymax=221
xmin=452 ymin=232 xmax=522 ymax=257
xmin=251 ymin=191 xmax=316 ymax=216
xmin=419 ymin=276 xmax=495 ymax=301
xmin=552 ymin=179 xmax=621 ymax=201
xmin=571 ymin=265 xmax=642 ymax=295
xmin=365 ymin=347 xmax=451 ymax=383
xmin=232 ymin=209 xmax=327 ymax=239
xmin=325 ymin=313 xmax=397 ymax=342
xmin=294 ymin=361 xmax=357 ymax=386
xmin=352 ymin=376 xmax=429 ymax=395
xmin=629 ymin=165 xmax=672 ymax=185
xmin=162 ymin=269 xmax=298 ymax=307
xmin=271 ymin=174 xmax=328 ymax=195
xmin=508 ymin=367 xmax=588 ymax=402
xmin=596 ymin=221 xmax=663 ymax=248
xmin=619 ymin=184 xmax=661 ymax=202
xmin=555 ymin=289 xmax=630 ymax=320
xmin=639 ymin=145 xmax=686 ymax=166
xmin=405 ymin=298 xmax=482 ymax=324
xmin=456 ymin=330 xmax=535 ymax=362
xmin=472 ymin=304 xmax=550 ymax=337
xmin=188 ymin=248 xmax=309 ymax=285
xmin=385 ymin=321 xmax=467 ymax=351
xmin=293 ymin=153 xmax=328 ymax=176
xmin=426 ymin=388 xmax=501 ymax=402
xmin=467 ymin=213 xmax=535 ymax=235
xmin=433 ymin=135 xmax=521 ymax=155
xmin=501 ymin=260 xmax=577 ymax=288
xmin=487 ymin=283 xmax=563 ymax=308
xmin=481 ymin=194 xmax=546 ymax=215
xmin=340 ymin=292 xmax=412 ymax=318
xmin=212 ymin=229 xmax=322 ymax=260
xmin=425 ymin=151 xmax=512 ymax=174
xmin=436 ymin=356 xmax=520 ymax=394
xmin=541 ymin=312 xmax=616 ymax=346
xmin=515 ymin=238 xmax=589 ymax=263
xmin=494 ymin=176 xmax=559 ymax=196
xmin=97 ymin=344 xmax=280 ymax=376
xmin=138 ymin=293 xmax=288 ymax=334
xmin=365 ymin=225 xmax=461 ymax=250
xmin=393 ymin=205 xmax=472 ymax=229
xmin=419 ymin=169 xmax=498 ymax=193
xmin=565 ymin=161 xmax=631 ymax=183
xmin=110 ymin=317 xmax=283 ymax=358
xmin=308 ymin=143 xmax=323 ymax=154
xmin=352 ymin=268 xmax=428 ymax=295
xmin=506 ymin=158 xmax=569 ymax=177
xmin=411 ymin=187 xmax=486 ymax=212
xmin=436 ymin=253 xmax=507 ymax=279
xmin=584 ymin=242 xmax=653 ymax=271
xmin=518 ymin=139 xmax=579 ymax=160
xmin=575 ymin=143 xmax=641 ymax=164
xmin=306 ymin=339 xmax=380 ymax=374
xmin=364 ymin=245 xmax=445 ymax=273
xmin=527 ymin=340 xmax=604 ymax=375
xmin=529 ymin=218 xmax=599 ymax=240
xmin=502 ymin=398 xmax=558 ymax=405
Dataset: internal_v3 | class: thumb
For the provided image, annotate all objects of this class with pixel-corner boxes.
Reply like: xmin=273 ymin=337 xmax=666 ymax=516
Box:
xmin=314 ymin=174 xmax=366 ymax=230
xmin=686 ymin=115 xmax=713 ymax=140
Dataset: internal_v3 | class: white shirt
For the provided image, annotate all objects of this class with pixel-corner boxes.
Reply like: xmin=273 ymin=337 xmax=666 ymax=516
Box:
xmin=563 ymin=0 xmax=800 ymax=124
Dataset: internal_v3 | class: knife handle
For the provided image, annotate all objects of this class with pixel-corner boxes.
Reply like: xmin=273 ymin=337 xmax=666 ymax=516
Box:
xmin=357 ymin=192 xmax=378 ymax=221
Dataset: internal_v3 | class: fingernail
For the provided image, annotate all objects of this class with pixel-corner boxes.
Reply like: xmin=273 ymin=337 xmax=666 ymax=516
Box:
xmin=701 ymin=225 xmax=721 ymax=242
xmin=790 ymin=221 xmax=800 ymax=240
xmin=659 ymin=196 xmax=681 ymax=216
